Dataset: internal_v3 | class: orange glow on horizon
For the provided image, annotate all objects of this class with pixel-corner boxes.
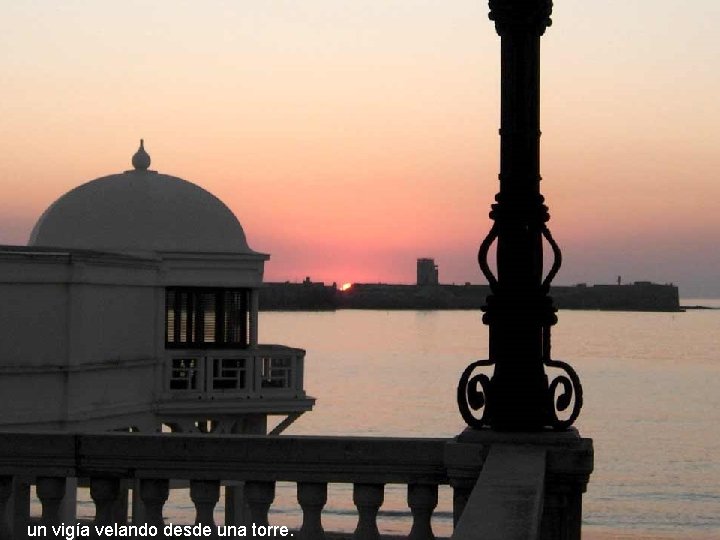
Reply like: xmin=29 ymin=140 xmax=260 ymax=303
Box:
xmin=1 ymin=1 xmax=720 ymax=295
xmin=340 ymin=283 xmax=353 ymax=292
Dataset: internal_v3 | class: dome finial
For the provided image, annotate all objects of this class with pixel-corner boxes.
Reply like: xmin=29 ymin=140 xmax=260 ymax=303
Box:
xmin=132 ymin=139 xmax=151 ymax=170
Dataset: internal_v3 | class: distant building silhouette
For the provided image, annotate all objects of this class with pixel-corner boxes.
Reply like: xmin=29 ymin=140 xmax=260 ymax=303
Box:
xmin=417 ymin=258 xmax=439 ymax=286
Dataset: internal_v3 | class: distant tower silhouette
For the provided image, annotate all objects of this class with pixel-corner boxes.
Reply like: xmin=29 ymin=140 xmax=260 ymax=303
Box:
xmin=417 ymin=258 xmax=439 ymax=286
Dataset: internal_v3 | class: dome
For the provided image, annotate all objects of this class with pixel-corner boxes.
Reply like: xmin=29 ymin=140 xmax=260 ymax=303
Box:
xmin=29 ymin=142 xmax=253 ymax=254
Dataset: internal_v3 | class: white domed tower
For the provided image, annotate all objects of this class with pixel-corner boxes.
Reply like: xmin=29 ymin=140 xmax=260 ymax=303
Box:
xmin=30 ymin=140 xmax=253 ymax=255
xmin=0 ymin=142 xmax=313 ymax=435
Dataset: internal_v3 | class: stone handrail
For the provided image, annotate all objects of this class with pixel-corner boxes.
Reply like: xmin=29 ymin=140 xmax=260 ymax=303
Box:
xmin=0 ymin=432 xmax=450 ymax=540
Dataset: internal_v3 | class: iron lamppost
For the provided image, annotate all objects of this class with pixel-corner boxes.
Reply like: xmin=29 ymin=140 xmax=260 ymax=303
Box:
xmin=457 ymin=0 xmax=583 ymax=431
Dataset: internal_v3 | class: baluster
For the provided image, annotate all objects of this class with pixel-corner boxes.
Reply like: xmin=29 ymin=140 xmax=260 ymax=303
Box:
xmin=36 ymin=477 xmax=66 ymax=526
xmin=91 ymin=478 xmax=120 ymax=527
xmin=190 ymin=480 xmax=220 ymax=529
xmin=297 ymin=482 xmax=327 ymax=540
xmin=352 ymin=483 xmax=384 ymax=540
xmin=245 ymin=481 xmax=275 ymax=527
xmin=112 ymin=480 xmax=130 ymax=525
xmin=12 ymin=478 xmax=30 ymax=540
xmin=139 ymin=479 xmax=169 ymax=529
xmin=0 ymin=476 xmax=12 ymax=540
xmin=224 ymin=482 xmax=246 ymax=526
xmin=407 ymin=484 xmax=437 ymax=540
xmin=449 ymin=479 xmax=473 ymax=527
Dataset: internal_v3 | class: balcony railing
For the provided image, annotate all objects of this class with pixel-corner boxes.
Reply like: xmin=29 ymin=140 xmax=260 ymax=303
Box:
xmin=0 ymin=431 xmax=592 ymax=540
xmin=163 ymin=345 xmax=306 ymax=401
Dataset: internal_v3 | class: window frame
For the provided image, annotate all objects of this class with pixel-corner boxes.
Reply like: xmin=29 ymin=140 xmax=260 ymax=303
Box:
xmin=165 ymin=287 xmax=250 ymax=349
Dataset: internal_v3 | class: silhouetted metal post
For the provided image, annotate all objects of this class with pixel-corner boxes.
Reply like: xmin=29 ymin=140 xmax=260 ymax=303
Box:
xmin=457 ymin=0 xmax=583 ymax=431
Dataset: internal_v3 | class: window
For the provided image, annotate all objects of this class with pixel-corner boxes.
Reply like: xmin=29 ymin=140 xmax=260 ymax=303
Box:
xmin=166 ymin=288 xmax=249 ymax=348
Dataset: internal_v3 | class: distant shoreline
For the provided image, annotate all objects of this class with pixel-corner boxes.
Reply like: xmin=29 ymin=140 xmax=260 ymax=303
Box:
xmin=260 ymin=281 xmax=682 ymax=312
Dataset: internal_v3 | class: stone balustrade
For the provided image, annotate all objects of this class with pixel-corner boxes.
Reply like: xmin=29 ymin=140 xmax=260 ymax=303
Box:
xmin=0 ymin=430 xmax=592 ymax=539
xmin=0 ymin=433 xmax=449 ymax=539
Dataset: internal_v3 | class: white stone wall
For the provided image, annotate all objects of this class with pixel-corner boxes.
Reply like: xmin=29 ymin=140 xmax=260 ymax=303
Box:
xmin=0 ymin=250 xmax=161 ymax=430
xmin=1 ymin=281 xmax=68 ymax=366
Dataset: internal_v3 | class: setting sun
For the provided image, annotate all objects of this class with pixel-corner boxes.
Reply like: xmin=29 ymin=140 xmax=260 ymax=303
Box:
xmin=340 ymin=282 xmax=352 ymax=291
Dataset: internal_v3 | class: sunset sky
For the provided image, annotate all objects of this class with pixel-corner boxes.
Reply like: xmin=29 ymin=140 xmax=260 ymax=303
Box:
xmin=1 ymin=1 xmax=719 ymax=296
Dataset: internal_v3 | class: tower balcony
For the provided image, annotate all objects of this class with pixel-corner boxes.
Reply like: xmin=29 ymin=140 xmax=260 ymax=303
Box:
xmin=158 ymin=345 xmax=314 ymax=424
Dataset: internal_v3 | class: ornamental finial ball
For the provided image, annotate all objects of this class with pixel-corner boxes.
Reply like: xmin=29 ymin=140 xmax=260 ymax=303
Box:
xmin=131 ymin=139 xmax=151 ymax=170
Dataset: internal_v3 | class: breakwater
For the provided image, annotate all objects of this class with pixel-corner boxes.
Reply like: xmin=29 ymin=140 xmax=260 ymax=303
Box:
xmin=259 ymin=281 xmax=681 ymax=312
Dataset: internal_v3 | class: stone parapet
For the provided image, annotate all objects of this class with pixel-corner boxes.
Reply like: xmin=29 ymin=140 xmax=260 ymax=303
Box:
xmin=0 ymin=431 xmax=591 ymax=539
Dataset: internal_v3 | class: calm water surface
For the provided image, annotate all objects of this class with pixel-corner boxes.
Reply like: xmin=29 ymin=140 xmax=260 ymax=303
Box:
xmin=251 ymin=304 xmax=720 ymax=537
xmin=101 ymin=305 xmax=720 ymax=536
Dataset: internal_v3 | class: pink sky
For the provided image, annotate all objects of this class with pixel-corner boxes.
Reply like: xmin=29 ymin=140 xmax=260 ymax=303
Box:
xmin=1 ymin=1 xmax=719 ymax=296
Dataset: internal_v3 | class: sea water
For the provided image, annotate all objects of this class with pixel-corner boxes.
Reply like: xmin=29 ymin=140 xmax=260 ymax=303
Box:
xmin=74 ymin=304 xmax=720 ymax=537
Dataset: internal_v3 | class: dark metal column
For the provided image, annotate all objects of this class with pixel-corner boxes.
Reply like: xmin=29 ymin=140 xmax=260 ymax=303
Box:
xmin=457 ymin=0 xmax=583 ymax=431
